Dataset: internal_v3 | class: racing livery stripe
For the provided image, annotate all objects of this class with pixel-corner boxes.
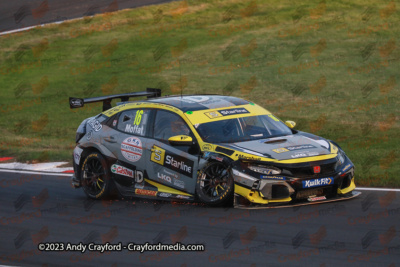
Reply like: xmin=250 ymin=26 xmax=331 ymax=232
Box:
xmin=145 ymin=179 xmax=192 ymax=196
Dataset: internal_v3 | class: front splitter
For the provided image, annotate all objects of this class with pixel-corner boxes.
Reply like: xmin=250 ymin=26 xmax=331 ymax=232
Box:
xmin=234 ymin=191 xmax=362 ymax=209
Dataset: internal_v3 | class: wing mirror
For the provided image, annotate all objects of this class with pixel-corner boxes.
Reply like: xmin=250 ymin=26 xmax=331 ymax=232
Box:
xmin=168 ymin=135 xmax=193 ymax=146
xmin=285 ymin=121 xmax=296 ymax=129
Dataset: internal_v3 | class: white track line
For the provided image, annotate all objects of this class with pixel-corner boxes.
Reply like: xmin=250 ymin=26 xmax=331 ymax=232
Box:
xmin=356 ymin=187 xmax=400 ymax=192
xmin=0 ymin=169 xmax=72 ymax=177
xmin=0 ymin=16 xmax=93 ymax=36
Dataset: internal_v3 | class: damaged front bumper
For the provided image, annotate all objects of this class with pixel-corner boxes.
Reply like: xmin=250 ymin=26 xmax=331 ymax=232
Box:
xmin=231 ymin=164 xmax=360 ymax=209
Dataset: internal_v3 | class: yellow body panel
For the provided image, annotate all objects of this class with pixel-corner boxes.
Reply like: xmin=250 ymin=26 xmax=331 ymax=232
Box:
xmin=337 ymin=178 xmax=356 ymax=194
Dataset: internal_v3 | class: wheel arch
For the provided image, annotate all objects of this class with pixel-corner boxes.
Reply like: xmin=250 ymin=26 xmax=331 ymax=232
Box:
xmin=76 ymin=145 xmax=116 ymax=181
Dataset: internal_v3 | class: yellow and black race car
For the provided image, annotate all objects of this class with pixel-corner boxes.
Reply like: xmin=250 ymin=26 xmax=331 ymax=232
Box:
xmin=69 ymin=89 xmax=360 ymax=208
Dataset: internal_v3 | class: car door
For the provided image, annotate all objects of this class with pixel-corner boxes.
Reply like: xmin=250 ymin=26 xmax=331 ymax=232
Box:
xmin=145 ymin=109 xmax=200 ymax=194
xmin=103 ymin=108 xmax=153 ymax=191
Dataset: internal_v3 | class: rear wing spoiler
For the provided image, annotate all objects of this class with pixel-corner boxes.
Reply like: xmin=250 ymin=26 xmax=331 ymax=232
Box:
xmin=69 ymin=88 xmax=161 ymax=111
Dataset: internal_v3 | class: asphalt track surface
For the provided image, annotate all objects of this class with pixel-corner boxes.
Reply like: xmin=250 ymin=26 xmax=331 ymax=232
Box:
xmin=0 ymin=0 xmax=175 ymax=33
xmin=0 ymin=170 xmax=399 ymax=266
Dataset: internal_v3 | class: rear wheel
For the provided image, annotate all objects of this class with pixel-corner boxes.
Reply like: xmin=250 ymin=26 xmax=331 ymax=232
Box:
xmin=195 ymin=161 xmax=234 ymax=206
xmin=81 ymin=152 xmax=115 ymax=199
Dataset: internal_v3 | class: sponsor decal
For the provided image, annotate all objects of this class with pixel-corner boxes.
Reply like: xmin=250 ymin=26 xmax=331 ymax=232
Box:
xmin=163 ymin=169 xmax=179 ymax=179
xmin=165 ymin=155 xmax=193 ymax=176
xmin=308 ymin=196 xmax=326 ymax=202
xmin=202 ymin=144 xmax=213 ymax=151
xmin=286 ymin=144 xmax=316 ymax=151
xmin=151 ymin=146 xmax=165 ymax=165
xmin=88 ymin=119 xmax=102 ymax=131
xmin=262 ymin=175 xmax=285 ymax=180
xmin=273 ymin=148 xmax=289 ymax=153
xmin=112 ymin=120 xmax=117 ymax=127
xmin=238 ymin=155 xmax=261 ymax=161
xmin=214 ymin=156 xmax=223 ymax=162
xmin=176 ymin=195 xmax=190 ymax=199
xmin=218 ymin=107 xmax=249 ymax=116
xmin=73 ymin=147 xmax=83 ymax=165
xmin=111 ymin=164 xmax=144 ymax=183
xmin=291 ymin=151 xmax=319 ymax=158
xmin=121 ymin=137 xmax=142 ymax=162
xmin=125 ymin=124 xmax=144 ymax=135
xmin=204 ymin=111 xmax=222 ymax=119
xmin=151 ymin=146 xmax=194 ymax=176
xmin=158 ymin=192 xmax=172 ymax=198
xmin=70 ymin=98 xmax=83 ymax=107
xmin=341 ymin=164 xmax=351 ymax=173
xmin=157 ymin=172 xmax=172 ymax=183
xmin=135 ymin=189 xmax=157 ymax=197
xmin=86 ymin=130 xmax=93 ymax=140
xmin=111 ymin=164 xmax=133 ymax=177
xmin=174 ymin=179 xmax=185 ymax=189
xmin=273 ymin=145 xmax=316 ymax=153
xmin=302 ymin=177 xmax=333 ymax=188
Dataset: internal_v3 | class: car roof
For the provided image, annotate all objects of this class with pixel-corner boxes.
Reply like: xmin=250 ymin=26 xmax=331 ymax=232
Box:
xmin=145 ymin=95 xmax=250 ymax=112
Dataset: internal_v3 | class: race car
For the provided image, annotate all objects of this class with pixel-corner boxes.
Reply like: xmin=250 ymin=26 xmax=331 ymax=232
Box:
xmin=69 ymin=89 xmax=360 ymax=208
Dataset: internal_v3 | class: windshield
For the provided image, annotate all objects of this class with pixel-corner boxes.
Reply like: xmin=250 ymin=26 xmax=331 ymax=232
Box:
xmin=195 ymin=115 xmax=293 ymax=143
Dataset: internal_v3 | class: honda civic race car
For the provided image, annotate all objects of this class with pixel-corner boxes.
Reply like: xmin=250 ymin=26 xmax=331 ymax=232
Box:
xmin=69 ymin=89 xmax=360 ymax=208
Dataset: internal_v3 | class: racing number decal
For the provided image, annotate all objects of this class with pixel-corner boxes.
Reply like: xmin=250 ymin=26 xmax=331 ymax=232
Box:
xmin=134 ymin=110 xmax=143 ymax=125
xmin=151 ymin=146 xmax=165 ymax=165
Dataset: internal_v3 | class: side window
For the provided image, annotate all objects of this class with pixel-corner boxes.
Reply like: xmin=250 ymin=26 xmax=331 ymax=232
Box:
xmin=153 ymin=110 xmax=191 ymax=141
xmin=117 ymin=109 xmax=150 ymax=136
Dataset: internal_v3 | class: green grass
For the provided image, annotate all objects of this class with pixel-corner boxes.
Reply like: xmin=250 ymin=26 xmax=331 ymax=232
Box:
xmin=0 ymin=0 xmax=399 ymax=187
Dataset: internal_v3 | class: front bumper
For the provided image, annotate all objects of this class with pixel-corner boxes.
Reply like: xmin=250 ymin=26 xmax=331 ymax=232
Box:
xmin=231 ymin=158 xmax=358 ymax=207
xmin=234 ymin=190 xmax=361 ymax=209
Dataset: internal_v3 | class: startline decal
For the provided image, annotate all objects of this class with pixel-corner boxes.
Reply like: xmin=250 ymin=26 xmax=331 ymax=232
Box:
xmin=151 ymin=146 xmax=194 ymax=176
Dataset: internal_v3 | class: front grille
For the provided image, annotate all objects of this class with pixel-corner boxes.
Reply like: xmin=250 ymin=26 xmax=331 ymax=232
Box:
xmin=282 ymin=158 xmax=338 ymax=178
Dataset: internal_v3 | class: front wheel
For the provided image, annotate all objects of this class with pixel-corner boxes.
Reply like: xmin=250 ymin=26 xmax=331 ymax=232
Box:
xmin=81 ymin=152 xmax=115 ymax=199
xmin=195 ymin=161 xmax=234 ymax=206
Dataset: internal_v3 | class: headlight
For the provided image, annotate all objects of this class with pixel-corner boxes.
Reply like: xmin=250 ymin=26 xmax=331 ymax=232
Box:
xmin=248 ymin=165 xmax=281 ymax=175
xmin=338 ymin=150 xmax=345 ymax=165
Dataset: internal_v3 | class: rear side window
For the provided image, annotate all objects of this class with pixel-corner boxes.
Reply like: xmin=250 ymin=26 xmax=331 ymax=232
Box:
xmin=117 ymin=109 xmax=150 ymax=136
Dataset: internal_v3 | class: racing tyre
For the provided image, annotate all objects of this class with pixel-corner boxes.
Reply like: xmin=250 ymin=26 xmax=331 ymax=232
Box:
xmin=81 ymin=152 xmax=115 ymax=199
xmin=196 ymin=161 xmax=234 ymax=206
